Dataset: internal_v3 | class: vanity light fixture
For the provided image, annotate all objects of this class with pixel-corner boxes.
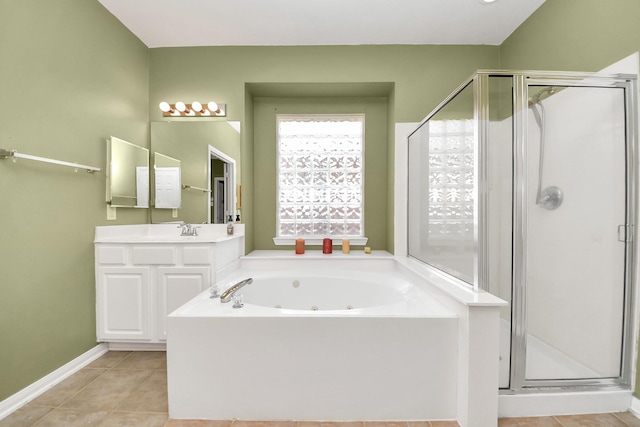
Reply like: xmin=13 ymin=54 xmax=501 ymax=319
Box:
xmin=191 ymin=101 xmax=204 ymax=113
xmin=159 ymin=101 xmax=174 ymax=114
xmin=175 ymin=101 xmax=188 ymax=113
xmin=158 ymin=101 xmax=227 ymax=117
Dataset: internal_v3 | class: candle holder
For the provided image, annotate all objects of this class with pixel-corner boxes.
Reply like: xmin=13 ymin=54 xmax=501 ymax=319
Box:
xmin=322 ymin=238 xmax=333 ymax=254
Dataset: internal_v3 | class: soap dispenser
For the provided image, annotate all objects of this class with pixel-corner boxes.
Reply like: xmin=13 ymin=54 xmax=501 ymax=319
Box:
xmin=227 ymin=215 xmax=234 ymax=235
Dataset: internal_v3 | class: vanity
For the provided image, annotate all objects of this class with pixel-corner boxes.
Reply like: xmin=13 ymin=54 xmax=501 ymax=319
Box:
xmin=94 ymin=223 xmax=244 ymax=349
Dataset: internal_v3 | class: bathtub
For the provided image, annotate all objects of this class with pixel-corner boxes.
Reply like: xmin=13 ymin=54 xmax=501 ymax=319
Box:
xmin=167 ymin=252 xmax=505 ymax=427
xmin=186 ymin=267 xmax=451 ymax=315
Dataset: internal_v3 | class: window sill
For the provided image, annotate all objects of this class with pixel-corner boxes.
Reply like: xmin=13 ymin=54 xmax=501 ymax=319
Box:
xmin=273 ymin=237 xmax=369 ymax=246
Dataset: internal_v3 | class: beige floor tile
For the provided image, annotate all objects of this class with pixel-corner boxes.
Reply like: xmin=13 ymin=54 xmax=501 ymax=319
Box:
xmin=406 ymin=422 xmax=431 ymax=427
xmin=29 ymin=367 xmax=106 ymax=407
xmin=232 ymin=422 xmax=296 ymax=427
xmin=429 ymin=421 xmax=460 ymax=427
xmin=498 ymin=417 xmax=562 ymax=426
xmin=554 ymin=413 xmax=628 ymax=426
xmin=98 ymin=411 xmax=168 ymax=426
xmin=613 ymin=412 xmax=640 ymax=427
xmin=86 ymin=351 xmax=132 ymax=369
xmin=166 ymin=420 xmax=233 ymax=427
xmin=116 ymin=370 xmax=168 ymax=413
xmin=364 ymin=423 xmax=408 ymax=427
xmin=113 ymin=351 xmax=167 ymax=371
xmin=298 ymin=423 xmax=365 ymax=427
xmin=31 ymin=408 xmax=109 ymax=426
xmin=60 ymin=369 xmax=153 ymax=411
xmin=0 ymin=405 xmax=53 ymax=427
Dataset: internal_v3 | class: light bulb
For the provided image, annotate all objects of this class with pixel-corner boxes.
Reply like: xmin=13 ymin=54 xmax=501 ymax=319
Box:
xmin=175 ymin=102 xmax=187 ymax=112
xmin=159 ymin=102 xmax=171 ymax=112
xmin=192 ymin=101 xmax=203 ymax=113
xmin=207 ymin=101 xmax=219 ymax=113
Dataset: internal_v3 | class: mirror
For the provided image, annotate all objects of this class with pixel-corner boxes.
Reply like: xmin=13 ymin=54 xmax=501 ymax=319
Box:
xmin=153 ymin=152 xmax=181 ymax=209
xmin=150 ymin=121 xmax=241 ymax=224
xmin=106 ymin=136 xmax=149 ymax=208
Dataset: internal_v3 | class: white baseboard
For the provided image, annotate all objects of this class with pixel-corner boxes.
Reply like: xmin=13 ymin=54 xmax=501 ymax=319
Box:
xmin=107 ymin=342 xmax=166 ymax=351
xmin=0 ymin=343 xmax=108 ymax=421
xmin=499 ymin=390 xmax=632 ymax=418
xmin=630 ymin=396 xmax=640 ymax=418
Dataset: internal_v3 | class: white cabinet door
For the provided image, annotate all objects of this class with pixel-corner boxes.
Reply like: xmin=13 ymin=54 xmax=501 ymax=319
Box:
xmin=96 ymin=267 xmax=152 ymax=341
xmin=157 ymin=267 xmax=210 ymax=340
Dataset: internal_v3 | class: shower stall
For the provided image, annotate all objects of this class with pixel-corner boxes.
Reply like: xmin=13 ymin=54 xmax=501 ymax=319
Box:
xmin=407 ymin=71 xmax=638 ymax=397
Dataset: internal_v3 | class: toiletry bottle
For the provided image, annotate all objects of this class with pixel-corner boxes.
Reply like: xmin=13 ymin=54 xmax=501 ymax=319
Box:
xmin=295 ymin=238 xmax=305 ymax=255
xmin=227 ymin=215 xmax=234 ymax=235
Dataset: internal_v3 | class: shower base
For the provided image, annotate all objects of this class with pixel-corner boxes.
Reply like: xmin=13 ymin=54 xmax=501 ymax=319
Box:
xmin=499 ymin=320 xmax=597 ymax=386
xmin=498 ymin=320 xmax=632 ymax=417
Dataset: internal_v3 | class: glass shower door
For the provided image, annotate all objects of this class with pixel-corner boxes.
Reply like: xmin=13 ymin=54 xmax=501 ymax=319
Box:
xmin=520 ymin=83 xmax=630 ymax=385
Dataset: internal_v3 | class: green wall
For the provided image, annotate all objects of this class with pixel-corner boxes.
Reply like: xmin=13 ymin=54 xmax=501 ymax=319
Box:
xmin=0 ymin=1 xmax=149 ymax=401
xmin=253 ymin=96 xmax=389 ymax=250
xmin=150 ymin=45 xmax=500 ymax=252
xmin=499 ymin=0 xmax=640 ymax=397
xmin=500 ymin=0 xmax=640 ymax=72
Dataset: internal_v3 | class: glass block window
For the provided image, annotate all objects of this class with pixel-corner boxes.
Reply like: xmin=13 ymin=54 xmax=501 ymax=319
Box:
xmin=427 ymin=119 xmax=475 ymax=241
xmin=277 ymin=114 xmax=364 ymax=238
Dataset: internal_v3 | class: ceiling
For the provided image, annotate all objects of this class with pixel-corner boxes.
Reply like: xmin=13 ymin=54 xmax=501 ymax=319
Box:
xmin=98 ymin=0 xmax=546 ymax=48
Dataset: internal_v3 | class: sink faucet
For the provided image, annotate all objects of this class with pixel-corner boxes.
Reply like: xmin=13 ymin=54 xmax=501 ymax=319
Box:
xmin=177 ymin=222 xmax=199 ymax=236
xmin=220 ymin=278 xmax=253 ymax=303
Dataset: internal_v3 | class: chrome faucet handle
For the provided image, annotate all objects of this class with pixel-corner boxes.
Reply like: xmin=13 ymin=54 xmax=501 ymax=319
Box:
xmin=177 ymin=222 xmax=194 ymax=236
xmin=232 ymin=293 xmax=244 ymax=309
xmin=209 ymin=285 xmax=220 ymax=298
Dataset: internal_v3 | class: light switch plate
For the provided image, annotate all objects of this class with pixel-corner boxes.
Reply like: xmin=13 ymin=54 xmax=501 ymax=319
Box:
xmin=107 ymin=205 xmax=117 ymax=220
xmin=172 ymin=209 xmax=178 ymax=218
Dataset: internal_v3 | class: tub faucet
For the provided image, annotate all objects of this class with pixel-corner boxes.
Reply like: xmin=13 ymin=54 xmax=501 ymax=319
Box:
xmin=220 ymin=278 xmax=253 ymax=303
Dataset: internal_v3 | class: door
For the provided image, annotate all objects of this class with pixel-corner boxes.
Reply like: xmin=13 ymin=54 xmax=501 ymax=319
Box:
xmin=213 ymin=177 xmax=225 ymax=224
xmin=96 ymin=267 xmax=152 ymax=341
xmin=157 ymin=266 xmax=210 ymax=340
xmin=512 ymin=81 xmax=633 ymax=388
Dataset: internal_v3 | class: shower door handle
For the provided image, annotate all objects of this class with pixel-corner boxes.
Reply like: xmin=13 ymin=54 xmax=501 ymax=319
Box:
xmin=618 ymin=224 xmax=633 ymax=243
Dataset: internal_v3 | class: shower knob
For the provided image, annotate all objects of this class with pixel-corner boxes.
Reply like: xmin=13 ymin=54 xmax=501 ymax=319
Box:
xmin=538 ymin=186 xmax=563 ymax=210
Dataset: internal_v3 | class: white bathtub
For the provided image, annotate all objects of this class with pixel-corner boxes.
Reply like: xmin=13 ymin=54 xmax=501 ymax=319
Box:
xmin=208 ymin=268 xmax=452 ymax=315
xmin=239 ymin=274 xmax=404 ymax=311
xmin=167 ymin=252 xmax=505 ymax=427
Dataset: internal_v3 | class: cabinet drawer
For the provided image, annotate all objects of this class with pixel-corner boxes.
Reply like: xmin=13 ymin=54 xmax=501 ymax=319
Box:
xmin=132 ymin=246 xmax=176 ymax=265
xmin=97 ymin=246 xmax=127 ymax=264
xmin=183 ymin=246 xmax=211 ymax=265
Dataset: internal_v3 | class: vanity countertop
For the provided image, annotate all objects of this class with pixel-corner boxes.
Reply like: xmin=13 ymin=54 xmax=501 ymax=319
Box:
xmin=94 ymin=223 xmax=244 ymax=243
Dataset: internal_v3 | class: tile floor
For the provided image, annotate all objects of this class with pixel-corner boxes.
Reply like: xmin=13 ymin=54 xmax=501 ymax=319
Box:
xmin=0 ymin=351 xmax=638 ymax=427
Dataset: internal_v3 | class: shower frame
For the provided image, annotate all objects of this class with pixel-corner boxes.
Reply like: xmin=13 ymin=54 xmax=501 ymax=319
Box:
xmin=408 ymin=70 xmax=639 ymax=393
